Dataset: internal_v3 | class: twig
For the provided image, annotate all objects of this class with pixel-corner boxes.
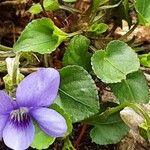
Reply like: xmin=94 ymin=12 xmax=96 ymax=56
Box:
xmin=74 ymin=124 xmax=87 ymax=149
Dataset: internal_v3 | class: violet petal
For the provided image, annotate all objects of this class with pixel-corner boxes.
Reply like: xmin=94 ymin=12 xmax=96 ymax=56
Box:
xmin=3 ymin=120 xmax=35 ymax=150
xmin=31 ymin=107 xmax=67 ymax=137
xmin=0 ymin=91 xmax=13 ymax=114
xmin=0 ymin=115 xmax=8 ymax=140
xmin=16 ymin=68 xmax=60 ymax=107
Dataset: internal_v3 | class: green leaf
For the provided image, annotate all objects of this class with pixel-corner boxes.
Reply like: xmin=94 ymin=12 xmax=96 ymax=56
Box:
xmin=89 ymin=23 xmax=108 ymax=34
xmin=50 ymin=103 xmax=73 ymax=136
xmin=92 ymin=0 xmax=109 ymax=12
xmin=62 ymin=137 xmax=76 ymax=150
xmin=3 ymin=73 xmax=24 ymax=93
xmin=139 ymin=53 xmax=150 ymax=67
xmin=135 ymin=0 xmax=150 ymax=25
xmin=56 ymin=65 xmax=99 ymax=123
xmin=109 ymin=71 xmax=149 ymax=104
xmin=63 ymin=35 xmax=91 ymax=71
xmin=91 ymin=40 xmax=140 ymax=83
xmin=90 ymin=112 xmax=129 ymax=145
xmin=31 ymin=124 xmax=55 ymax=149
xmin=139 ymin=122 xmax=150 ymax=140
xmin=28 ymin=3 xmax=42 ymax=15
xmin=63 ymin=0 xmax=76 ymax=2
xmin=28 ymin=0 xmax=59 ymax=15
xmin=13 ymin=18 xmax=68 ymax=54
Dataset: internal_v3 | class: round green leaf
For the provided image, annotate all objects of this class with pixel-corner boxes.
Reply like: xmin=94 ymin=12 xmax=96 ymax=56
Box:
xmin=109 ymin=71 xmax=149 ymax=104
xmin=13 ymin=18 xmax=68 ymax=54
xmin=57 ymin=65 xmax=99 ymax=123
xmin=91 ymin=40 xmax=140 ymax=83
xmin=31 ymin=124 xmax=55 ymax=149
xmin=90 ymin=113 xmax=129 ymax=145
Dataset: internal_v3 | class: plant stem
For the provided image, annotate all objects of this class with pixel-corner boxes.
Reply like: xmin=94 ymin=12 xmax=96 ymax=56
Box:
xmin=83 ymin=102 xmax=127 ymax=124
xmin=0 ymin=44 xmax=13 ymax=51
xmin=89 ymin=45 xmax=97 ymax=52
xmin=44 ymin=54 xmax=49 ymax=67
xmin=83 ymin=102 xmax=150 ymax=125
xmin=128 ymin=103 xmax=150 ymax=124
xmin=67 ymin=30 xmax=83 ymax=38
xmin=59 ymin=5 xmax=81 ymax=13
xmin=12 ymin=52 xmax=20 ymax=87
xmin=0 ymin=51 xmax=15 ymax=58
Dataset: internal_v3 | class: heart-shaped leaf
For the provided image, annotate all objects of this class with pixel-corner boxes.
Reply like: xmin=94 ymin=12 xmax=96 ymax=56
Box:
xmin=91 ymin=40 xmax=140 ymax=83
xmin=13 ymin=18 xmax=68 ymax=54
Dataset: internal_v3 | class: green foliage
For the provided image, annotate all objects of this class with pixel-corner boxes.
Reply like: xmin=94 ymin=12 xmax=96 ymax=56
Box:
xmin=139 ymin=53 xmax=150 ymax=67
xmin=90 ymin=112 xmax=129 ymax=145
xmin=63 ymin=0 xmax=76 ymax=2
xmin=110 ymin=71 xmax=149 ymax=104
xmin=62 ymin=137 xmax=76 ymax=150
xmin=135 ymin=0 xmax=150 ymax=25
xmin=3 ymin=73 xmax=24 ymax=93
xmin=139 ymin=122 xmax=150 ymax=140
xmin=56 ymin=65 xmax=99 ymax=123
xmin=13 ymin=18 xmax=68 ymax=54
xmin=63 ymin=35 xmax=91 ymax=71
xmin=28 ymin=0 xmax=60 ymax=15
xmin=0 ymin=61 xmax=6 ymax=73
xmin=92 ymin=0 xmax=109 ymax=12
xmin=6 ymin=0 xmax=150 ymax=147
xmin=91 ymin=40 xmax=140 ymax=83
xmin=89 ymin=23 xmax=108 ymax=34
xmin=31 ymin=124 xmax=55 ymax=149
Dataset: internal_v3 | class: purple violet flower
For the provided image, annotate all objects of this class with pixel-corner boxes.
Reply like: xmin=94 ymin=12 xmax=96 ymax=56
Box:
xmin=0 ymin=68 xmax=67 ymax=150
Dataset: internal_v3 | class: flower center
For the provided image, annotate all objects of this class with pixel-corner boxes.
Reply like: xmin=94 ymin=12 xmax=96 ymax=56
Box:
xmin=10 ymin=107 xmax=30 ymax=125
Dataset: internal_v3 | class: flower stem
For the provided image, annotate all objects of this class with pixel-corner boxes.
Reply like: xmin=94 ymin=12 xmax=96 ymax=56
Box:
xmin=67 ymin=30 xmax=83 ymax=38
xmin=83 ymin=102 xmax=150 ymax=125
xmin=59 ymin=5 xmax=81 ymax=13
xmin=0 ymin=44 xmax=13 ymax=51
xmin=128 ymin=103 xmax=150 ymax=124
xmin=83 ymin=102 xmax=127 ymax=124
xmin=12 ymin=52 xmax=20 ymax=87
xmin=44 ymin=54 xmax=49 ymax=67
